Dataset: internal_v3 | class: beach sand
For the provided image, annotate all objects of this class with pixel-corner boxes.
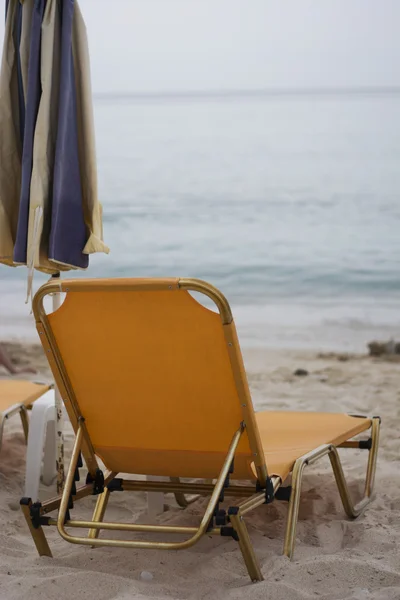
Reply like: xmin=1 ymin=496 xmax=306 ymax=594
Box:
xmin=0 ymin=341 xmax=399 ymax=600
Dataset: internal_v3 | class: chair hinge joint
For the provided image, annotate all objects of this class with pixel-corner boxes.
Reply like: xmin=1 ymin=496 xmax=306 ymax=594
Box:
xmin=359 ymin=438 xmax=372 ymax=450
xmin=86 ymin=468 xmax=105 ymax=495
xmin=29 ymin=502 xmax=51 ymax=528
xmin=256 ymin=476 xmax=275 ymax=504
xmin=275 ymin=486 xmax=292 ymax=502
xmin=220 ymin=526 xmax=239 ymax=542
xmin=107 ymin=477 xmax=124 ymax=492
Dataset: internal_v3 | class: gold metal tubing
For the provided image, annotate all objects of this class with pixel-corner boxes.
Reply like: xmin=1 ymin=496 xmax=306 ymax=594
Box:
xmin=222 ymin=323 xmax=269 ymax=485
xmin=19 ymin=406 xmax=29 ymax=442
xmin=240 ymin=494 xmax=265 ymax=515
xmin=329 ymin=417 xmax=380 ymax=518
xmin=229 ymin=511 xmax=263 ymax=582
xmin=283 ymin=456 xmax=308 ymax=559
xmin=364 ymin=417 xmax=380 ymax=496
xmin=57 ymin=425 xmax=243 ymax=550
xmin=55 ymin=520 xmax=220 ymax=535
xmin=120 ymin=480 xmax=257 ymax=497
xmin=88 ymin=488 xmax=110 ymax=540
xmin=48 ymin=528 xmax=222 ymax=551
xmin=284 ymin=418 xmax=381 ymax=559
xmin=284 ymin=444 xmax=333 ymax=559
xmin=329 ymin=448 xmax=369 ymax=518
xmin=303 ymin=444 xmax=333 ymax=465
xmin=77 ymin=420 xmax=100 ymax=479
xmin=57 ymin=424 xmax=84 ymax=532
xmin=20 ymin=500 xmax=52 ymax=557
xmin=178 ymin=278 xmax=233 ymax=325
xmin=194 ymin=425 xmax=243 ymax=532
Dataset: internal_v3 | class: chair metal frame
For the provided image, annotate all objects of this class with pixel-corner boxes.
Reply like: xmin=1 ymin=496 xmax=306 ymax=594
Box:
xmin=21 ymin=277 xmax=381 ymax=583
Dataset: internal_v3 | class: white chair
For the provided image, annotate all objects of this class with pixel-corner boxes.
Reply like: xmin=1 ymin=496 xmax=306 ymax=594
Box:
xmin=24 ymin=389 xmax=57 ymax=501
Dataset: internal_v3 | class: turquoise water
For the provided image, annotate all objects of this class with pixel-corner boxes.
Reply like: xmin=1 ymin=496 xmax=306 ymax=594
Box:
xmin=1 ymin=91 xmax=400 ymax=350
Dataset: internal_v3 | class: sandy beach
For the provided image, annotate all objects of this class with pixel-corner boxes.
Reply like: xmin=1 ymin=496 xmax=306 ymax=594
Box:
xmin=0 ymin=341 xmax=399 ymax=600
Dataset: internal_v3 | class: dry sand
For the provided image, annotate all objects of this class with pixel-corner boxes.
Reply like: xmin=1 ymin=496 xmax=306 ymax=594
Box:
xmin=0 ymin=342 xmax=399 ymax=600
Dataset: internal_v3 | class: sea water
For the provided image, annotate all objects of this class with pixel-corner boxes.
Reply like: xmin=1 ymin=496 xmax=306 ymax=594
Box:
xmin=1 ymin=90 xmax=399 ymax=351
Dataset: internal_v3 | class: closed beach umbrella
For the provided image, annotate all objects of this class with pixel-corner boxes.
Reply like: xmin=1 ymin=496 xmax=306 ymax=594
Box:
xmin=1 ymin=0 xmax=109 ymax=277
xmin=0 ymin=0 xmax=109 ymax=491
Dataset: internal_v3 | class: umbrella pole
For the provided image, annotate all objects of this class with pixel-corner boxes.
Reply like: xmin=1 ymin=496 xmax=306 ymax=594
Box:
xmin=51 ymin=272 xmax=65 ymax=494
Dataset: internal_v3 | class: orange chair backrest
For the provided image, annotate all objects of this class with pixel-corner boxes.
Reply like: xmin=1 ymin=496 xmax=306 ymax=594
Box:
xmin=34 ymin=278 xmax=266 ymax=481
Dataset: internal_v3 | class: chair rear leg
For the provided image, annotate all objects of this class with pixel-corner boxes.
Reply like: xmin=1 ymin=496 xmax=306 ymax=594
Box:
xmin=230 ymin=510 xmax=263 ymax=582
xmin=20 ymin=498 xmax=52 ymax=557
xmin=88 ymin=488 xmax=110 ymax=540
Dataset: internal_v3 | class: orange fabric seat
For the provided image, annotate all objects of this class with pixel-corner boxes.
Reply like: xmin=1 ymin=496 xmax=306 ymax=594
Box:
xmin=0 ymin=380 xmax=50 ymax=412
xmin=255 ymin=411 xmax=371 ymax=481
xmin=94 ymin=411 xmax=371 ymax=482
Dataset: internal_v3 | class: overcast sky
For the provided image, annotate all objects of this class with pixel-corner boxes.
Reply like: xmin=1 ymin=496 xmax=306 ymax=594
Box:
xmin=1 ymin=0 xmax=399 ymax=93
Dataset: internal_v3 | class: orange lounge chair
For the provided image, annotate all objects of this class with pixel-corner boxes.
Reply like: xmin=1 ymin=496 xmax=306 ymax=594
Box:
xmin=21 ymin=278 xmax=380 ymax=583
xmin=0 ymin=380 xmax=52 ymax=450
